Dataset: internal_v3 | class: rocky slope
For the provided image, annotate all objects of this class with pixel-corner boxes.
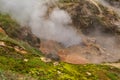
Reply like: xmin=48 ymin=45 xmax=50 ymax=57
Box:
xmin=0 ymin=14 xmax=40 ymax=48
xmin=0 ymin=28 xmax=120 ymax=79
xmin=0 ymin=0 xmax=120 ymax=80
xmin=47 ymin=0 xmax=120 ymax=64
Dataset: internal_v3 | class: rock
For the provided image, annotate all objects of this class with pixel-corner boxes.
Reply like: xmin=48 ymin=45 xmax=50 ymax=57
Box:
xmin=0 ymin=41 xmax=6 ymax=46
xmin=105 ymin=63 xmax=120 ymax=69
xmin=40 ymin=57 xmax=52 ymax=63
xmin=53 ymin=62 xmax=59 ymax=66
xmin=19 ymin=27 xmax=40 ymax=48
xmin=0 ymin=27 xmax=6 ymax=34
xmin=23 ymin=59 xmax=29 ymax=62
xmin=46 ymin=53 xmax=60 ymax=61
xmin=105 ymin=0 xmax=120 ymax=8
xmin=59 ymin=0 xmax=120 ymax=35
xmin=86 ymin=72 xmax=92 ymax=76
xmin=14 ymin=46 xmax=27 ymax=54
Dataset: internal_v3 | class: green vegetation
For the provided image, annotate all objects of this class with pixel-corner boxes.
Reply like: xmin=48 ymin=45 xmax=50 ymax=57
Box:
xmin=0 ymin=32 xmax=120 ymax=80
xmin=0 ymin=14 xmax=21 ymax=38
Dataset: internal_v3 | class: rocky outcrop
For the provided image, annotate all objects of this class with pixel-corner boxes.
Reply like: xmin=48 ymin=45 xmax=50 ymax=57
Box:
xmin=18 ymin=27 xmax=40 ymax=48
xmin=59 ymin=0 xmax=120 ymax=35
xmin=54 ymin=0 xmax=120 ymax=64
xmin=0 ymin=14 xmax=40 ymax=48
xmin=105 ymin=0 xmax=120 ymax=8
xmin=0 ymin=27 xmax=6 ymax=34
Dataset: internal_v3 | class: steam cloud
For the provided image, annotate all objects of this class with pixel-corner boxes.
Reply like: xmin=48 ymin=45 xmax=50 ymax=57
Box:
xmin=0 ymin=0 xmax=81 ymax=47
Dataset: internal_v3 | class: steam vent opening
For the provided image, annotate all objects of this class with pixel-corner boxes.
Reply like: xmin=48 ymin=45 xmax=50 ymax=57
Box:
xmin=0 ymin=0 xmax=120 ymax=64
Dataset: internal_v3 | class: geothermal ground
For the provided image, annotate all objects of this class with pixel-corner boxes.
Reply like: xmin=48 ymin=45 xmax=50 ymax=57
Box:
xmin=39 ymin=0 xmax=120 ymax=64
xmin=0 ymin=0 xmax=120 ymax=64
xmin=0 ymin=0 xmax=120 ymax=80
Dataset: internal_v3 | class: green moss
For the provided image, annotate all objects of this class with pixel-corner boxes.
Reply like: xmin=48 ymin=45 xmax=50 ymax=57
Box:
xmin=0 ymin=33 xmax=120 ymax=79
xmin=0 ymin=14 xmax=21 ymax=38
xmin=0 ymin=68 xmax=37 ymax=80
xmin=0 ymin=33 xmax=42 ymax=56
xmin=107 ymin=72 xmax=119 ymax=80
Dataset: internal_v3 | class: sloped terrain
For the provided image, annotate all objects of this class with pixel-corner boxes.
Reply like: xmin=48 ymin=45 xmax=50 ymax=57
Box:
xmin=0 ymin=0 xmax=120 ymax=80
xmin=45 ymin=0 xmax=120 ymax=64
xmin=0 ymin=30 xmax=120 ymax=79
xmin=0 ymin=14 xmax=40 ymax=48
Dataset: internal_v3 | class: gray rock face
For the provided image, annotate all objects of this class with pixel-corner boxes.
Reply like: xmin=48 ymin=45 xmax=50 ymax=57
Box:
xmin=105 ymin=0 xmax=120 ymax=8
xmin=19 ymin=27 xmax=40 ymax=48
xmin=46 ymin=53 xmax=60 ymax=61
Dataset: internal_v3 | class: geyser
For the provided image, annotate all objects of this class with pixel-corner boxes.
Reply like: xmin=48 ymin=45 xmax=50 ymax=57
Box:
xmin=0 ymin=0 xmax=81 ymax=47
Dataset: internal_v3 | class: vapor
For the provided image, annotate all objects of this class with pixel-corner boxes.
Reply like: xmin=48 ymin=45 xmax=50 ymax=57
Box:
xmin=0 ymin=0 xmax=81 ymax=47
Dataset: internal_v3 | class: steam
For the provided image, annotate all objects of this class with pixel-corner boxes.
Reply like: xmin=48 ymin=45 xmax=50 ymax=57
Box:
xmin=0 ymin=0 xmax=81 ymax=47
xmin=84 ymin=0 xmax=120 ymax=63
xmin=0 ymin=0 xmax=120 ymax=63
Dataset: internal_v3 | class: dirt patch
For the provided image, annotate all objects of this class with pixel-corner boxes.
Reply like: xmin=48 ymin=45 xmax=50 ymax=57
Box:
xmin=40 ymin=34 xmax=120 ymax=64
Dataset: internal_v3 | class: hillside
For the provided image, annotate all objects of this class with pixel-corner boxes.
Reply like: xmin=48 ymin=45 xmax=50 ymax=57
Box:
xmin=0 ymin=0 xmax=120 ymax=80
xmin=0 ymin=29 xmax=120 ymax=80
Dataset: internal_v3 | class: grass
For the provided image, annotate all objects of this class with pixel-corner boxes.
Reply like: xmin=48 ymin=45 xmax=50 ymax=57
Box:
xmin=0 ymin=33 xmax=41 ymax=56
xmin=0 ymin=32 xmax=120 ymax=80
xmin=0 ymin=37 xmax=120 ymax=80
xmin=0 ymin=13 xmax=21 ymax=38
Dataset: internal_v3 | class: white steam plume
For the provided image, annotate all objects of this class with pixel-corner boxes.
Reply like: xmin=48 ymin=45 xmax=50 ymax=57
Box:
xmin=0 ymin=0 xmax=81 ymax=47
